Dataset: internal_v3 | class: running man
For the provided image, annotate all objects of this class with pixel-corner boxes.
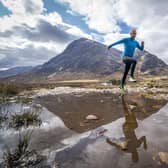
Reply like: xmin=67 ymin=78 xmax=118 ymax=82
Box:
xmin=108 ymin=29 xmax=144 ymax=93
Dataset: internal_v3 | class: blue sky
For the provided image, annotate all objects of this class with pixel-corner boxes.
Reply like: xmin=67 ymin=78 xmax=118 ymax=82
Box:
xmin=0 ymin=0 xmax=167 ymax=69
xmin=0 ymin=1 xmax=11 ymax=16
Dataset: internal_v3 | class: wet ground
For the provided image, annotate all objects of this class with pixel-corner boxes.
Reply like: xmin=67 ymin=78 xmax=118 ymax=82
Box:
xmin=0 ymin=87 xmax=168 ymax=167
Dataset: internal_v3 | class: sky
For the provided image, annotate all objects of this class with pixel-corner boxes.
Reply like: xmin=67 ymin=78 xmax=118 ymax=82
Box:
xmin=0 ymin=0 xmax=168 ymax=70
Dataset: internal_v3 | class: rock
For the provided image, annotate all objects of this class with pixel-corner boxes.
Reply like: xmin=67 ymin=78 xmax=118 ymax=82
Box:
xmin=34 ymin=104 xmax=42 ymax=108
xmin=79 ymin=122 xmax=85 ymax=127
xmin=86 ymin=115 xmax=99 ymax=120
xmin=153 ymin=152 xmax=168 ymax=165
xmin=106 ymin=137 xmax=128 ymax=150
xmin=101 ymin=82 xmax=112 ymax=86
xmin=96 ymin=128 xmax=108 ymax=136
xmin=118 ymin=141 xmax=128 ymax=150
xmin=23 ymin=106 xmax=31 ymax=110
xmin=158 ymin=152 xmax=168 ymax=164
xmin=129 ymin=105 xmax=137 ymax=110
xmin=53 ymin=161 xmax=60 ymax=168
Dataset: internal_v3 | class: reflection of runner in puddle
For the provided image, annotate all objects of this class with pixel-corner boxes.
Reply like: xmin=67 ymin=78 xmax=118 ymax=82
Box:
xmin=106 ymin=96 xmax=147 ymax=162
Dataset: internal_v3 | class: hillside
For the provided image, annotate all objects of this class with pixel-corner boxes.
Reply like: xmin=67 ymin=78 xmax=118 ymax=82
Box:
xmin=0 ymin=66 xmax=33 ymax=78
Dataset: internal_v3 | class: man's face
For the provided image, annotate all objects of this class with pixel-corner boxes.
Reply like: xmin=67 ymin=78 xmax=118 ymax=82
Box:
xmin=130 ymin=31 xmax=137 ymax=39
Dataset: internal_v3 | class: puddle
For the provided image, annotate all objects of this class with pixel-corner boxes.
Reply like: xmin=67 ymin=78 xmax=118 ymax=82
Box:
xmin=0 ymin=101 xmax=76 ymax=166
xmin=53 ymin=99 xmax=168 ymax=168
xmin=36 ymin=92 xmax=167 ymax=133
xmin=0 ymin=90 xmax=167 ymax=167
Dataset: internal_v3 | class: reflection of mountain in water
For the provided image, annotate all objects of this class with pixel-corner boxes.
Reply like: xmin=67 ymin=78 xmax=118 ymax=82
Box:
xmin=37 ymin=93 xmax=167 ymax=132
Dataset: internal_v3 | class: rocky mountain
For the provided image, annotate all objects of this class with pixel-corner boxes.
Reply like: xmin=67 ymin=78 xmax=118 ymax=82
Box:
xmin=2 ymin=38 xmax=168 ymax=83
xmin=138 ymin=52 xmax=168 ymax=75
xmin=37 ymin=38 xmax=122 ymax=75
xmin=0 ymin=66 xmax=33 ymax=78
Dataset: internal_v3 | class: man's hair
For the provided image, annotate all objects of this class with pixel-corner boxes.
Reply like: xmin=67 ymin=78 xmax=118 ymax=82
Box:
xmin=130 ymin=29 xmax=137 ymax=34
xmin=130 ymin=29 xmax=137 ymax=33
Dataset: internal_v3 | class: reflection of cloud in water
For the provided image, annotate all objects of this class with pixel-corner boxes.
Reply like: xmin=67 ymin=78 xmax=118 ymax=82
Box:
xmin=39 ymin=107 xmax=66 ymax=129
xmin=55 ymin=103 xmax=168 ymax=168
xmin=0 ymin=103 xmax=76 ymax=162
xmin=60 ymin=118 xmax=124 ymax=148
xmin=137 ymin=103 xmax=168 ymax=149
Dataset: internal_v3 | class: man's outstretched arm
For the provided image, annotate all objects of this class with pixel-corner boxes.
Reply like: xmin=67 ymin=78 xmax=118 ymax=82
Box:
xmin=108 ymin=38 xmax=126 ymax=50
xmin=137 ymin=41 xmax=144 ymax=51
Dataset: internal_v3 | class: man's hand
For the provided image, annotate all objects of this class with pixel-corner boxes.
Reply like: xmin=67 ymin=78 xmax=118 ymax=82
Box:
xmin=141 ymin=41 xmax=144 ymax=46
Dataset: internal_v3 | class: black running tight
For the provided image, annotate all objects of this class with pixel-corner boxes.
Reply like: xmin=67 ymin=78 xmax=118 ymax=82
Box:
xmin=121 ymin=58 xmax=137 ymax=87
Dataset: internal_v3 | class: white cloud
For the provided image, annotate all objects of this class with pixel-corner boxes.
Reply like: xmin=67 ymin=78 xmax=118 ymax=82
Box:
xmin=66 ymin=25 xmax=92 ymax=39
xmin=0 ymin=45 xmax=57 ymax=68
xmin=1 ymin=0 xmax=44 ymax=15
xmin=0 ymin=0 xmax=44 ymax=33
xmin=103 ymin=32 xmax=128 ymax=51
xmin=56 ymin=0 xmax=120 ymax=33
xmin=0 ymin=0 xmax=92 ymax=68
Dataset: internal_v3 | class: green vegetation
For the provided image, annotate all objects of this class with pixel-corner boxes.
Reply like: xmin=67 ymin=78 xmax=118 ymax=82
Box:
xmin=141 ymin=93 xmax=155 ymax=99
xmin=15 ymin=96 xmax=33 ymax=104
xmin=9 ymin=111 xmax=42 ymax=130
xmin=0 ymin=86 xmax=45 ymax=167
xmin=2 ymin=133 xmax=44 ymax=168
xmin=0 ymin=112 xmax=8 ymax=129
xmin=108 ymin=79 xmax=121 ymax=85
xmin=0 ymin=95 xmax=42 ymax=130
xmin=0 ymin=97 xmax=9 ymax=129
xmin=0 ymin=82 xmax=58 ymax=98
xmin=0 ymin=84 xmax=20 ymax=96
xmin=140 ymin=77 xmax=166 ymax=88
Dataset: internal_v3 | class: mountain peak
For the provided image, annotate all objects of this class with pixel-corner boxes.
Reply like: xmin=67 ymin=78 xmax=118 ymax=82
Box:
xmin=39 ymin=37 xmax=122 ymax=75
xmin=32 ymin=38 xmax=168 ymax=78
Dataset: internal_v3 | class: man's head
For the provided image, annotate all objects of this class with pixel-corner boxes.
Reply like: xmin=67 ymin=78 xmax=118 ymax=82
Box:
xmin=130 ymin=29 xmax=137 ymax=39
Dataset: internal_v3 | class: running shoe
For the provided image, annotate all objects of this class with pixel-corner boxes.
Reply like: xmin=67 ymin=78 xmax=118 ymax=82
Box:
xmin=129 ymin=77 xmax=137 ymax=82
